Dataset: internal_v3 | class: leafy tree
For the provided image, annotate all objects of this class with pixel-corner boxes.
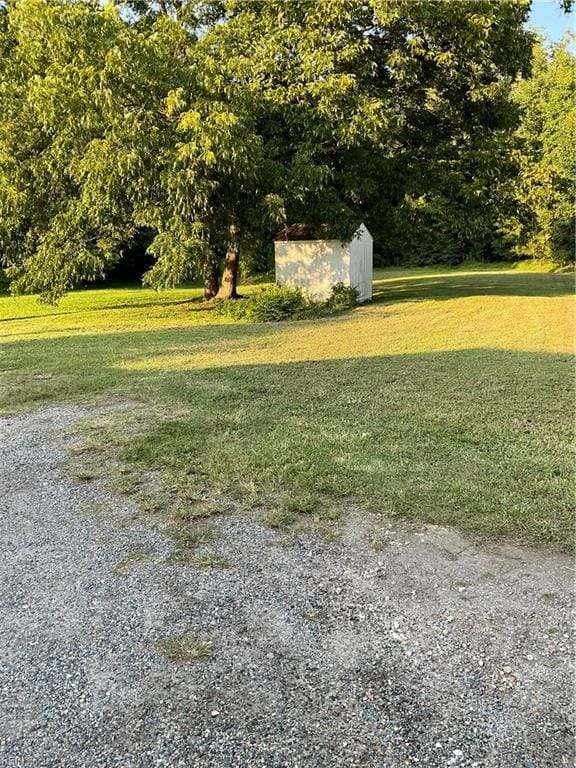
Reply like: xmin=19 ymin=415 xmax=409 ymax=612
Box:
xmin=156 ymin=0 xmax=570 ymax=270
xmin=0 ymin=0 xmax=290 ymax=300
xmin=365 ymin=0 xmax=534 ymax=264
xmin=202 ymin=0 xmax=535 ymax=267
xmin=510 ymin=37 xmax=575 ymax=263
xmin=0 ymin=0 xmax=550 ymax=300
xmin=0 ymin=1 xmax=189 ymax=300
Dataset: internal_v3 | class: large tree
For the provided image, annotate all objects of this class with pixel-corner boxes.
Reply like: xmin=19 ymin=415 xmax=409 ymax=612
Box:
xmin=0 ymin=0 xmax=271 ymax=301
xmin=509 ymin=36 xmax=575 ymax=263
xmin=0 ymin=0 xmax=351 ymax=299
xmin=195 ymin=0 xmax=536 ymax=266
xmin=0 ymin=0 xmax=539 ymax=300
xmin=0 ymin=0 xmax=190 ymax=300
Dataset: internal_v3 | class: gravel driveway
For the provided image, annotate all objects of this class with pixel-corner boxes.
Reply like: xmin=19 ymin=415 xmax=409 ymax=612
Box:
xmin=0 ymin=406 xmax=573 ymax=768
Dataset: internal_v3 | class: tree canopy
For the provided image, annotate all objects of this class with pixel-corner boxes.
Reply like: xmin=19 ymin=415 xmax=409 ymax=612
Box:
xmin=509 ymin=36 xmax=575 ymax=263
xmin=0 ymin=0 xmax=572 ymax=301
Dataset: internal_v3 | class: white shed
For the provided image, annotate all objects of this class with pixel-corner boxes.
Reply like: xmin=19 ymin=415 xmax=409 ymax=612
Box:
xmin=274 ymin=223 xmax=373 ymax=302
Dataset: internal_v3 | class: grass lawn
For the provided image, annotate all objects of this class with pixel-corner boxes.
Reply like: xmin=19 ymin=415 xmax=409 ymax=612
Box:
xmin=1 ymin=265 xmax=574 ymax=549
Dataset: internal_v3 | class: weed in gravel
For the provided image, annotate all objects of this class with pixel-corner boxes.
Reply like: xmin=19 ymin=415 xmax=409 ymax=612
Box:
xmin=76 ymin=501 xmax=108 ymax=518
xmin=175 ymin=499 xmax=229 ymax=521
xmin=303 ymin=609 xmax=323 ymax=622
xmin=68 ymin=440 xmax=103 ymax=457
xmin=113 ymin=471 xmax=141 ymax=496
xmin=155 ymin=634 xmax=213 ymax=662
xmin=264 ymin=508 xmax=295 ymax=529
xmin=268 ymin=511 xmax=342 ymax=543
xmin=113 ymin=548 xmax=153 ymax=575
xmin=137 ymin=493 xmax=166 ymax=515
xmin=273 ymin=531 xmax=300 ymax=548
xmin=309 ymin=520 xmax=342 ymax=542
xmin=72 ymin=468 xmax=97 ymax=483
xmin=164 ymin=522 xmax=217 ymax=548
xmin=370 ymin=530 xmax=392 ymax=552
xmin=297 ymin=509 xmax=342 ymax=541
xmin=165 ymin=551 xmax=232 ymax=569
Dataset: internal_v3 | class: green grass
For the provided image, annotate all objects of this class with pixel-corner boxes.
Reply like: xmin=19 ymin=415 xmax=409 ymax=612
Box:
xmin=1 ymin=265 xmax=574 ymax=549
xmin=155 ymin=634 xmax=214 ymax=662
xmin=164 ymin=521 xmax=217 ymax=549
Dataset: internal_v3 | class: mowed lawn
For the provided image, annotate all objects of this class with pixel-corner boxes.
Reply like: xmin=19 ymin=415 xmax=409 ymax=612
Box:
xmin=1 ymin=266 xmax=574 ymax=549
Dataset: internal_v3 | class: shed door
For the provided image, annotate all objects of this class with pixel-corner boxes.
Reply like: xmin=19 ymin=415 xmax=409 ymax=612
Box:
xmin=351 ymin=230 xmax=372 ymax=302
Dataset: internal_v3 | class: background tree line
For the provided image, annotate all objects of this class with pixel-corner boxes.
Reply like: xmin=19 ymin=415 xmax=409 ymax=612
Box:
xmin=0 ymin=0 xmax=573 ymax=302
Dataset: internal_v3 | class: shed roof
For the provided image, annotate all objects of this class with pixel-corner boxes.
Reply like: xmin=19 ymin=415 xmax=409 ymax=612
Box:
xmin=275 ymin=224 xmax=331 ymax=241
xmin=275 ymin=222 xmax=367 ymax=242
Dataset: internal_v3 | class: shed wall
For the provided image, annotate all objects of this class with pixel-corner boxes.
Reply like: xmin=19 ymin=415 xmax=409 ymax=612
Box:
xmin=274 ymin=240 xmax=350 ymax=301
xmin=349 ymin=225 xmax=373 ymax=302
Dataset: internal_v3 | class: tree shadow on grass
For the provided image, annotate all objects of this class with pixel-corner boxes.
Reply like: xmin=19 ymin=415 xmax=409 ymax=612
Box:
xmin=111 ymin=347 xmax=575 ymax=550
xmin=1 ymin=328 xmax=573 ymax=549
xmin=371 ymin=270 xmax=574 ymax=304
xmin=2 ymin=270 xmax=572 ymax=326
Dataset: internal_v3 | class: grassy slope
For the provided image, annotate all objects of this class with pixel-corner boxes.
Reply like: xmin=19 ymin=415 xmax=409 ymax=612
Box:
xmin=1 ymin=266 xmax=574 ymax=548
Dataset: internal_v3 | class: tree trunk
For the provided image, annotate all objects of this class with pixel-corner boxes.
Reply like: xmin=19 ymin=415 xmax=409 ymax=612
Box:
xmin=215 ymin=224 xmax=240 ymax=300
xmin=203 ymin=258 xmax=219 ymax=300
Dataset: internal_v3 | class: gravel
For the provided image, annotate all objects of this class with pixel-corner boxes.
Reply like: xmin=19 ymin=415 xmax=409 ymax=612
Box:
xmin=0 ymin=405 xmax=573 ymax=768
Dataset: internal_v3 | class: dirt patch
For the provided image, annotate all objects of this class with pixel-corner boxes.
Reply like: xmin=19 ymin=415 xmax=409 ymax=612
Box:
xmin=0 ymin=405 xmax=573 ymax=767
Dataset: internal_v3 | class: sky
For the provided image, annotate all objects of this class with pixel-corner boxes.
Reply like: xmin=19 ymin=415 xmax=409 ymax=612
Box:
xmin=528 ymin=1 xmax=574 ymax=42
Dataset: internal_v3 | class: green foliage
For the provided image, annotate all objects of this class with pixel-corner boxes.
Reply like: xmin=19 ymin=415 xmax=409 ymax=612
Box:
xmin=326 ymin=282 xmax=359 ymax=311
xmin=0 ymin=0 xmax=268 ymax=301
xmin=213 ymin=281 xmax=362 ymax=323
xmin=211 ymin=296 xmax=252 ymax=321
xmin=248 ymin=285 xmax=310 ymax=322
xmin=0 ymin=0 xmax=189 ymax=300
xmin=0 ymin=0 xmax=539 ymax=296
xmin=364 ymin=0 xmax=534 ymax=265
xmin=220 ymin=0 xmax=534 ymax=267
xmin=214 ymin=284 xmax=309 ymax=322
xmin=509 ymin=38 xmax=575 ymax=264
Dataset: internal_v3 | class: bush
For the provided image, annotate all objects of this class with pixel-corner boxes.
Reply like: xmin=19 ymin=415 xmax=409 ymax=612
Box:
xmin=212 ymin=296 xmax=252 ymax=321
xmin=327 ymin=282 xmax=359 ymax=310
xmin=213 ymin=282 xmax=362 ymax=323
xmin=213 ymin=284 xmax=308 ymax=322
xmin=248 ymin=284 xmax=308 ymax=322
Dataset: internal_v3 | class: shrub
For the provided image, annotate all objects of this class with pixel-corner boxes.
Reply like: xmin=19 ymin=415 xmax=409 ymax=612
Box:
xmin=327 ymin=282 xmax=359 ymax=310
xmin=248 ymin=284 xmax=308 ymax=322
xmin=212 ymin=296 xmax=252 ymax=320
xmin=214 ymin=284 xmax=308 ymax=322
xmin=213 ymin=282 xmax=361 ymax=323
